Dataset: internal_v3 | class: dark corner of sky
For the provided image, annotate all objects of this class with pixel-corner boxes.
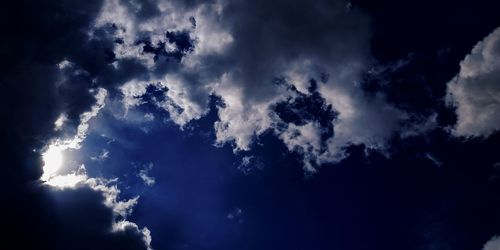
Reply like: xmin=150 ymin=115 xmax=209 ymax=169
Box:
xmin=1 ymin=0 xmax=500 ymax=250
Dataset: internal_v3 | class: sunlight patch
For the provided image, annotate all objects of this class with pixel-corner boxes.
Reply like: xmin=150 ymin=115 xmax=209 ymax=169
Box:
xmin=41 ymin=144 xmax=65 ymax=181
xmin=41 ymin=88 xmax=107 ymax=186
xmin=45 ymin=172 xmax=87 ymax=188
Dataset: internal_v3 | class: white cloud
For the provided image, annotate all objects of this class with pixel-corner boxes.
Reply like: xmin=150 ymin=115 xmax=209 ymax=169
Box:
xmin=45 ymin=167 xmax=138 ymax=218
xmin=45 ymin=171 xmax=88 ymax=189
xmin=90 ymin=149 xmax=110 ymax=161
xmin=144 ymin=113 xmax=155 ymax=122
xmin=113 ymin=221 xmax=153 ymax=250
xmin=54 ymin=113 xmax=68 ymax=130
xmin=39 ymin=86 xmax=152 ymax=249
xmin=86 ymin=177 xmax=139 ymax=218
xmin=446 ymin=27 xmax=500 ymax=137
xmin=120 ymin=80 xmax=150 ymax=113
xmin=155 ymin=74 xmax=209 ymax=127
xmin=138 ymin=162 xmax=156 ymax=186
xmin=57 ymin=59 xmax=73 ymax=70
xmin=119 ymin=76 xmax=209 ymax=128
xmin=483 ymin=236 xmax=500 ymax=250
xmin=213 ymin=73 xmax=291 ymax=151
xmin=319 ymin=82 xmax=404 ymax=164
xmin=44 ymin=164 xmax=152 ymax=249
xmin=95 ymin=0 xmax=406 ymax=172
xmin=280 ymin=122 xmax=323 ymax=172
xmin=237 ymin=155 xmax=264 ymax=175
xmin=41 ymin=88 xmax=107 ymax=181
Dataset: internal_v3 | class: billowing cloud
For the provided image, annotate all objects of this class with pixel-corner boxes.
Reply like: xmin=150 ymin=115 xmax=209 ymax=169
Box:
xmin=99 ymin=0 xmax=406 ymax=171
xmin=2 ymin=0 xmax=500 ymax=249
xmin=483 ymin=236 xmax=500 ymax=250
xmin=446 ymin=27 xmax=500 ymax=137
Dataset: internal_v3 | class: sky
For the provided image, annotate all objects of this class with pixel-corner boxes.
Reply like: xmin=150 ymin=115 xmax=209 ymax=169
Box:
xmin=1 ymin=0 xmax=500 ymax=249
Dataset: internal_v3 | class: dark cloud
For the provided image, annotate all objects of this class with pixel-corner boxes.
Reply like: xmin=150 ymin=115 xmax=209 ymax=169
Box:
xmin=217 ymin=0 xmax=370 ymax=99
xmin=5 ymin=185 xmax=149 ymax=250
xmin=0 ymin=0 xmax=102 ymax=184
xmin=0 ymin=0 xmax=150 ymax=249
xmin=355 ymin=0 xmax=500 ymax=127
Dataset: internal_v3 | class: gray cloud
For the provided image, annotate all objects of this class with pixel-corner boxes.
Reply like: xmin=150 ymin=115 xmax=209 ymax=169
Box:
xmin=101 ymin=0 xmax=407 ymax=171
xmin=0 ymin=0 xmax=153 ymax=248
xmin=446 ymin=27 xmax=500 ymax=138
xmin=483 ymin=235 xmax=500 ymax=250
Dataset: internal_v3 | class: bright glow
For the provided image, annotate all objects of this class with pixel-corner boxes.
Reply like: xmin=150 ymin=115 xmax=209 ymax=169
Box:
xmin=41 ymin=144 xmax=64 ymax=181
xmin=45 ymin=173 xmax=87 ymax=188
xmin=39 ymin=88 xmax=108 ymax=186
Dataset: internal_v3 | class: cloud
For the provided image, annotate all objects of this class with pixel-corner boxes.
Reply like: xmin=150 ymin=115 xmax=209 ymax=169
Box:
xmin=41 ymin=164 xmax=152 ymax=249
xmin=227 ymin=207 xmax=243 ymax=221
xmin=91 ymin=149 xmax=110 ymax=161
xmin=138 ymin=163 xmax=156 ymax=186
xmin=41 ymin=88 xmax=108 ymax=181
xmin=5 ymin=171 xmax=152 ymax=250
xmin=46 ymin=184 xmax=151 ymax=250
xmin=423 ymin=152 xmax=443 ymax=167
xmin=36 ymin=95 xmax=153 ymax=249
xmin=446 ymin=27 xmax=500 ymax=137
xmin=0 ymin=1 xmax=153 ymax=248
xmin=1 ymin=1 xmax=498 ymax=249
xmin=237 ymin=156 xmax=264 ymax=175
xmin=97 ymin=0 xmax=406 ymax=172
xmin=280 ymin=122 xmax=324 ymax=172
xmin=483 ymin=236 xmax=500 ymax=250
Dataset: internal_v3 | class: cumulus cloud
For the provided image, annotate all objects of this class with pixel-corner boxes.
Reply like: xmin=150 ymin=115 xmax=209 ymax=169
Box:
xmin=446 ymin=27 xmax=500 ymax=137
xmin=483 ymin=236 xmax=500 ymax=250
xmin=3 ymin=0 xmax=496 ymax=249
xmin=0 ymin=1 xmax=405 ymax=247
xmin=95 ymin=0 xmax=406 ymax=172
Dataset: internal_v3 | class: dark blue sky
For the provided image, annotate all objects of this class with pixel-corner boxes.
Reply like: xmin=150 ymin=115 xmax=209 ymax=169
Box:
xmin=64 ymin=96 xmax=500 ymax=250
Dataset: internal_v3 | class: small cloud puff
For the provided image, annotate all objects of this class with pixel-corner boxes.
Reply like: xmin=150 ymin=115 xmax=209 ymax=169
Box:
xmin=138 ymin=162 xmax=156 ymax=186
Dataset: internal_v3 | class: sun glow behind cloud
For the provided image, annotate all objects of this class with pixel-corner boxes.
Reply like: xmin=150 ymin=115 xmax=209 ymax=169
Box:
xmin=40 ymin=88 xmax=107 ymax=187
xmin=45 ymin=172 xmax=87 ymax=188
xmin=41 ymin=144 xmax=65 ymax=181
